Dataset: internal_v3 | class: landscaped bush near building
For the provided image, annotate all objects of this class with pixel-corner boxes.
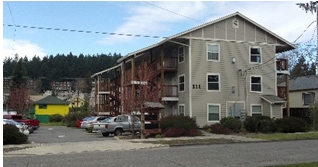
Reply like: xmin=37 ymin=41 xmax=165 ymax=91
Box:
xmin=3 ymin=124 xmax=28 ymax=145
xmin=160 ymin=115 xmax=200 ymax=137
xmin=310 ymin=102 xmax=318 ymax=130
xmin=49 ymin=114 xmax=64 ymax=122
xmin=275 ymin=117 xmax=308 ymax=133
xmin=63 ymin=110 xmax=92 ymax=127
xmin=207 ymin=123 xmax=233 ymax=135
xmin=244 ymin=116 xmax=275 ymax=133
xmin=220 ymin=117 xmax=242 ymax=133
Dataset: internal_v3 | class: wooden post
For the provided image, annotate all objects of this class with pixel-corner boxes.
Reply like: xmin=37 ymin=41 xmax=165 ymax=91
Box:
xmin=286 ymin=59 xmax=290 ymax=117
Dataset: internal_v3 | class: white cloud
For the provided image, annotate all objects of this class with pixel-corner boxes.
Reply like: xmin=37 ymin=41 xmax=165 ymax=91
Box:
xmin=99 ymin=1 xmax=316 ymax=48
xmin=98 ymin=1 xmax=206 ymax=45
xmin=3 ymin=38 xmax=47 ymax=61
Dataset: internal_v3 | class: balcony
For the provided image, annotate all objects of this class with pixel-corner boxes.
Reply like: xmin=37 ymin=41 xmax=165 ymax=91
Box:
xmin=162 ymin=85 xmax=178 ymax=101
xmin=276 ymin=58 xmax=289 ymax=75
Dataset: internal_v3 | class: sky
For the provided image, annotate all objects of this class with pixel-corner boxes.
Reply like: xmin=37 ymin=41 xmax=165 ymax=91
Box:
xmin=2 ymin=1 xmax=317 ymax=62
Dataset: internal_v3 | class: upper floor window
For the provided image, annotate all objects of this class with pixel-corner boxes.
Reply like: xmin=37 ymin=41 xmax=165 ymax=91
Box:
xmin=179 ymin=104 xmax=185 ymax=116
xmin=179 ymin=75 xmax=185 ymax=92
xmin=39 ymin=104 xmax=47 ymax=109
xmin=178 ymin=46 xmax=184 ymax=63
xmin=251 ymin=105 xmax=262 ymax=117
xmin=250 ymin=75 xmax=262 ymax=92
xmin=207 ymin=44 xmax=220 ymax=61
xmin=303 ymin=92 xmax=315 ymax=105
xmin=207 ymin=104 xmax=220 ymax=121
xmin=207 ymin=74 xmax=220 ymax=91
xmin=250 ymin=47 xmax=261 ymax=63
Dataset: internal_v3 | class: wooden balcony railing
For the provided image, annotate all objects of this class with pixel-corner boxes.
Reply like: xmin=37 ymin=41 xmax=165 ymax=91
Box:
xmin=276 ymin=58 xmax=288 ymax=71
xmin=277 ymin=86 xmax=287 ymax=99
xmin=162 ymin=85 xmax=178 ymax=97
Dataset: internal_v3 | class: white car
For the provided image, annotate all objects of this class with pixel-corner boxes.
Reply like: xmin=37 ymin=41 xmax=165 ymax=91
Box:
xmin=3 ymin=119 xmax=30 ymax=135
xmin=80 ymin=116 xmax=107 ymax=131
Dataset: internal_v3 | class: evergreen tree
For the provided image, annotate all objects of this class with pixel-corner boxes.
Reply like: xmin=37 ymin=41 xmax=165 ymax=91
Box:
xmin=10 ymin=58 xmax=27 ymax=90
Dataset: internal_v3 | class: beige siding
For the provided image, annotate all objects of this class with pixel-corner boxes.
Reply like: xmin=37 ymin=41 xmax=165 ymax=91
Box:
xmin=245 ymin=21 xmax=255 ymax=42
xmin=177 ymin=43 xmax=190 ymax=116
xmin=256 ymin=27 xmax=266 ymax=43
xmin=214 ymin=21 xmax=226 ymax=39
xmin=289 ymin=90 xmax=318 ymax=108
xmin=272 ymin=104 xmax=283 ymax=119
xmin=191 ymin=29 xmax=203 ymax=38
xmin=262 ymin=101 xmax=270 ymax=117
xmin=190 ymin=38 xmax=277 ymax=126
xmin=203 ymin=25 xmax=214 ymax=39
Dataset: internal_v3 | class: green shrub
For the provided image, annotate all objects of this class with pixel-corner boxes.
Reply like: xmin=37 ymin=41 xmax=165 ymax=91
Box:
xmin=163 ymin=127 xmax=185 ymax=137
xmin=258 ymin=119 xmax=277 ymax=133
xmin=49 ymin=114 xmax=64 ymax=122
xmin=310 ymin=103 xmax=318 ymax=130
xmin=63 ymin=110 xmax=92 ymax=127
xmin=209 ymin=123 xmax=233 ymax=135
xmin=275 ymin=117 xmax=308 ymax=133
xmin=3 ymin=124 xmax=28 ymax=145
xmin=160 ymin=115 xmax=199 ymax=131
xmin=220 ymin=117 xmax=242 ymax=133
xmin=244 ymin=116 xmax=273 ymax=133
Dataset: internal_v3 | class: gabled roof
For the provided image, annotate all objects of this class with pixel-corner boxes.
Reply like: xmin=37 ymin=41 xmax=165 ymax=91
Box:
xmin=261 ymin=95 xmax=286 ymax=104
xmin=34 ymin=95 xmax=69 ymax=105
xmin=117 ymin=12 xmax=295 ymax=63
xmin=288 ymin=75 xmax=318 ymax=91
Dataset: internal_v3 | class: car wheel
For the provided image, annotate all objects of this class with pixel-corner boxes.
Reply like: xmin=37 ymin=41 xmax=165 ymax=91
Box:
xmin=102 ymin=132 xmax=109 ymax=137
xmin=114 ymin=129 xmax=122 ymax=136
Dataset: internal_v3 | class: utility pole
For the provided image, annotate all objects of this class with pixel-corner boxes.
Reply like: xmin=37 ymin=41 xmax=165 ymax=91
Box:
xmin=296 ymin=1 xmax=318 ymax=75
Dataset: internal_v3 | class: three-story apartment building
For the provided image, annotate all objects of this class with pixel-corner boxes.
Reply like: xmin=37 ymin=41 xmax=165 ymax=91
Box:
xmin=92 ymin=12 xmax=295 ymax=127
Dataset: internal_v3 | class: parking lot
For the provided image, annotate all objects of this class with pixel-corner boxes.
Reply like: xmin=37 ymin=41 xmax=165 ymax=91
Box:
xmin=28 ymin=126 xmax=115 ymax=143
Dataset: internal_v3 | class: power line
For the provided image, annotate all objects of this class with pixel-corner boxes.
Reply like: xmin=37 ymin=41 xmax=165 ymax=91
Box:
xmin=142 ymin=1 xmax=203 ymax=23
xmin=3 ymin=24 xmax=168 ymax=39
xmin=293 ymin=20 xmax=316 ymax=43
xmin=6 ymin=2 xmax=17 ymax=58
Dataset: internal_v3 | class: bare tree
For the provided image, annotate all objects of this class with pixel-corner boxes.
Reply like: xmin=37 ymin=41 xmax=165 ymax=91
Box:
xmin=123 ymin=62 xmax=162 ymax=139
xmin=7 ymin=85 xmax=31 ymax=117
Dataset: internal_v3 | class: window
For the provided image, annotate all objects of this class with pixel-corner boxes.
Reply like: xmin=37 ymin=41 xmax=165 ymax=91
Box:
xmin=303 ymin=92 xmax=315 ymax=105
xmin=39 ymin=104 xmax=47 ymax=109
xmin=179 ymin=75 xmax=185 ymax=92
xmin=251 ymin=105 xmax=262 ymax=117
xmin=207 ymin=104 xmax=220 ymax=121
xmin=207 ymin=74 xmax=220 ymax=91
xmin=179 ymin=104 xmax=185 ymax=116
xmin=250 ymin=47 xmax=261 ymax=63
xmin=207 ymin=44 xmax=220 ymax=61
xmin=178 ymin=46 xmax=184 ymax=63
xmin=250 ymin=76 xmax=262 ymax=92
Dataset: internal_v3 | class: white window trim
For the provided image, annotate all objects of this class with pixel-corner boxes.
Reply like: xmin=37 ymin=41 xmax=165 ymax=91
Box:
xmin=207 ymin=103 xmax=221 ymax=122
xmin=250 ymin=75 xmax=262 ymax=93
xmin=250 ymin=104 xmax=263 ymax=116
xmin=206 ymin=73 xmax=221 ymax=92
xmin=178 ymin=74 xmax=185 ymax=93
xmin=206 ymin=43 xmax=220 ymax=62
xmin=225 ymin=101 xmax=245 ymax=117
xmin=178 ymin=46 xmax=185 ymax=64
xmin=178 ymin=104 xmax=185 ymax=116
xmin=249 ymin=46 xmax=262 ymax=64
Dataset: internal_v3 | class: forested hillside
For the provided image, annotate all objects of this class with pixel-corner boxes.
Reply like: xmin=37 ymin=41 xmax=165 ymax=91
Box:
xmin=3 ymin=52 xmax=122 ymax=79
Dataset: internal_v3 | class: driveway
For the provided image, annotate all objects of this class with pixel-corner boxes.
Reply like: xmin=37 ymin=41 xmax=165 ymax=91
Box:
xmin=29 ymin=126 xmax=114 ymax=143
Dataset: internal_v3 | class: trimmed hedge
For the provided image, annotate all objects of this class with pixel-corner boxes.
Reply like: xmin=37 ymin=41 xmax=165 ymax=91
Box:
xmin=49 ymin=114 xmax=64 ymax=122
xmin=244 ymin=116 xmax=275 ymax=133
xmin=161 ymin=115 xmax=200 ymax=137
xmin=160 ymin=115 xmax=199 ymax=130
xmin=220 ymin=117 xmax=242 ymax=133
xmin=208 ymin=123 xmax=233 ymax=135
xmin=3 ymin=124 xmax=28 ymax=145
xmin=275 ymin=117 xmax=308 ymax=133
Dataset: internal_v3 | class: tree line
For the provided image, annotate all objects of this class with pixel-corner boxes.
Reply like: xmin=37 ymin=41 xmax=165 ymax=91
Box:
xmin=3 ymin=52 xmax=122 ymax=79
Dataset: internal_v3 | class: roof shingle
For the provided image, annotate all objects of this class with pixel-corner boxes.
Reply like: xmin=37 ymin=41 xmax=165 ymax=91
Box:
xmin=34 ymin=95 xmax=69 ymax=105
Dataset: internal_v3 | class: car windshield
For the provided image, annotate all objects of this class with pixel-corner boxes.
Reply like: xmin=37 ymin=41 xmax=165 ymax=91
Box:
xmin=100 ymin=118 xmax=110 ymax=122
xmin=83 ymin=116 xmax=94 ymax=121
xmin=86 ymin=117 xmax=96 ymax=121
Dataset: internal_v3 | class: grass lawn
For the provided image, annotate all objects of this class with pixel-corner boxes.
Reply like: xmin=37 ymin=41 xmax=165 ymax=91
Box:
xmin=248 ymin=132 xmax=318 ymax=141
xmin=266 ymin=161 xmax=318 ymax=167
xmin=40 ymin=122 xmax=66 ymax=126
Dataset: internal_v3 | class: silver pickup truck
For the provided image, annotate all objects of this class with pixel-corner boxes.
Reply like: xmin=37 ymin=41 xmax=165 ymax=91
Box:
xmin=93 ymin=115 xmax=141 ymax=137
